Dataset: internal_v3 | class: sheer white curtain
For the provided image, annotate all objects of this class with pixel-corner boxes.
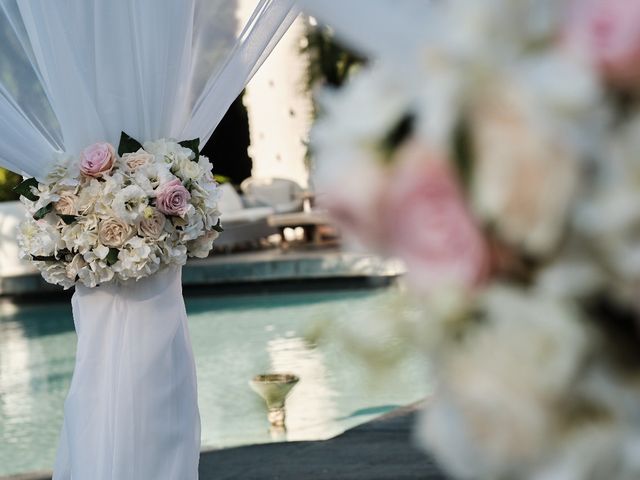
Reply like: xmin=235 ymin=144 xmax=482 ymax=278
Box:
xmin=0 ymin=2 xmax=296 ymax=479
xmin=0 ymin=0 xmax=297 ymax=178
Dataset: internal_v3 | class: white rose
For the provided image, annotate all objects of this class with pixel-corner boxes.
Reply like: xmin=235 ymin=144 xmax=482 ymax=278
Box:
xmin=418 ymin=286 xmax=588 ymax=479
xmin=122 ymin=149 xmax=154 ymax=171
xmin=98 ymin=217 xmax=133 ymax=247
xmin=176 ymin=157 xmax=203 ymax=180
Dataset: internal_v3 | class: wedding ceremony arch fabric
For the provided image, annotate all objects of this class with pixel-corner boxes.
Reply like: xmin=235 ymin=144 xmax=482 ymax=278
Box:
xmin=0 ymin=1 xmax=297 ymax=479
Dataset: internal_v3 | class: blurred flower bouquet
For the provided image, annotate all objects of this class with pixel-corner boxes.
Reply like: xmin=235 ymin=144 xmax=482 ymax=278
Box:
xmin=310 ymin=0 xmax=640 ymax=478
xmin=16 ymin=133 xmax=222 ymax=289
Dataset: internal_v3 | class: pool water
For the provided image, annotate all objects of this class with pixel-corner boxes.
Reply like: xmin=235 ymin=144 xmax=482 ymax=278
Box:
xmin=0 ymin=289 xmax=429 ymax=477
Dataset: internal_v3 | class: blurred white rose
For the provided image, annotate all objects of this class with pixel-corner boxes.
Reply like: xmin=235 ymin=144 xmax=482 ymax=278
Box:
xmin=471 ymin=78 xmax=580 ymax=256
xmin=419 ymin=285 xmax=589 ymax=479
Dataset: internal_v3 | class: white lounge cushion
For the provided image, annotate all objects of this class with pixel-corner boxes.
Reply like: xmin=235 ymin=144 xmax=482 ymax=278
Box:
xmin=221 ymin=206 xmax=274 ymax=225
xmin=0 ymin=201 xmax=37 ymax=276
xmin=217 ymin=183 xmax=245 ymax=214
xmin=240 ymin=177 xmax=304 ymax=213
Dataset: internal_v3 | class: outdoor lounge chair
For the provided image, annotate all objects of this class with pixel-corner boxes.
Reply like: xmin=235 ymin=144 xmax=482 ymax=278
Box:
xmin=240 ymin=177 xmax=305 ymax=214
xmin=214 ymin=183 xmax=278 ymax=249
xmin=0 ymin=201 xmax=36 ymax=276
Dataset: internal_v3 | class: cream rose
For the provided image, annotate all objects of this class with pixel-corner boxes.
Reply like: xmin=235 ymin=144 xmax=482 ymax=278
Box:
xmin=123 ymin=149 xmax=154 ymax=171
xmin=471 ymin=84 xmax=578 ymax=256
xmin=138 ymin=208 xmax=167 ymax=239
xmin=55 ymin=192 xmax=79 ymax=215
xmin=98 ymin=217 xmax=133 ymax=247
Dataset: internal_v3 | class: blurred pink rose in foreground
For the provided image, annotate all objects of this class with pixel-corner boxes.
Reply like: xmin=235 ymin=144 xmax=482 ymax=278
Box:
xmin=566 ymin=0 xmax=640 ymax=89
xmin=384 ymin=141 xmax=489 ymax=291
xmin=80 ymin=142 xmax=116 ymax=177
xmin=319 ymin=140 xmax=488 ymax=292
xmin=156 ymin=179 xmax=191 ymax=216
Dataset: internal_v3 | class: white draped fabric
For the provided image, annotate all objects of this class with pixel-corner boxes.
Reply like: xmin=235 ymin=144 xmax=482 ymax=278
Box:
xmin=54 ymin=267 xmax=200 ymax=480
xmin=0 ymin=0 xmax=297 ymax=179
xmin=0 ymin=1 xmax=296 ymax=478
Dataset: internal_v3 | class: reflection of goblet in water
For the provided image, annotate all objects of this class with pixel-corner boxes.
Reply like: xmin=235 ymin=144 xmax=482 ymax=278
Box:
xmin=249 ymin=373 xmax=299 ymax=434
xmin=267 ymin=337 xmax=338 ymax=441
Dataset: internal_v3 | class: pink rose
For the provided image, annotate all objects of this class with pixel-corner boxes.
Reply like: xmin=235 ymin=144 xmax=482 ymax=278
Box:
xmin=80 ymin=142 xmax=116 ymax=177
xmin=156 ymin=179 xmax=191 ymax=216
xmin=565 ymin=0 xmax=640 ymax=89
xmin=383 ymin=141 xmax=489 ymax=291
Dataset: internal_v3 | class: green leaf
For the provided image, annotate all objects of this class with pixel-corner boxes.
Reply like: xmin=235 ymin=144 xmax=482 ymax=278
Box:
xmin=212 ymin=218 xmax=224 ymax=233
xmin=30 ymin=255 xmax=57 ymax=262
xmin=106 ymin=248 xmax=119 ymax=266
xmin=213 ymin=174 xmax=230 ymax=184
xmin=14 ymin=177 xmax=40 ymax=201
xmin=118 ymin=131 xmax=143 ymax=156
xmin=33 ymin=203 xmax=53 ymax=220
xmin=379 ymin=112 xmax=415 ymax=162
xmin=57 ymin=214 xmax=78 ymax=225
xmin=179 ymin=138 xmax=200 ymax=162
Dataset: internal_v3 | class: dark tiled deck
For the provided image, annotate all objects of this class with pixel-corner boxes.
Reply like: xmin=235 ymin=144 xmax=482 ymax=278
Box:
xmin=3 ymin=404 xmax=447 ymax=480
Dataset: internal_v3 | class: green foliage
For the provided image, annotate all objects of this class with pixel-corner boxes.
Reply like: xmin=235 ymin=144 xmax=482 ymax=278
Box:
xmin=302 ymin=25 xmax=365 ymax=171
xmin=178 ymin=138 xmax=200 ymax=162
xmin=13 ymin=176 xmax=38 ymax=201
xmin=0 ymin=168 xmax=21 ymax=202
xmin=33 ymin=202 xmax=53 ymax=220
xmin=303 ymin=25 xmax=364 ymax=90
xmin=106 ymin=248 xmax=119 ymax=266
xmin=213 ymin=174 xmax=231 ymax=184
xmin=118 ymin=131 xmax=143 ymax=156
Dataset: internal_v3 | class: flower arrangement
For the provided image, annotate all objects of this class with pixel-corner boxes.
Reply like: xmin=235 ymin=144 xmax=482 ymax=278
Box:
xmin=16 ymin=133 xmax=222 ymax=289
xmin=310 ymin=0 xmax=640 ymax=478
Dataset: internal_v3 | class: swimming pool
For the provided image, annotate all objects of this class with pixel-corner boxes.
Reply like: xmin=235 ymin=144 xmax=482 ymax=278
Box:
xmin=0 ymin=288 xmax=429 ymax=477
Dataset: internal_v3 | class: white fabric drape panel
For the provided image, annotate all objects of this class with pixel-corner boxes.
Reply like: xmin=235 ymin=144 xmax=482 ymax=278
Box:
xmin=0 ymin=2 xmax=297 ymax=478
xmin=0 ymin=0 xmax=298 ymax=177
xmin=183 ymin=1 xmax=299 ymax=142
xmin=54 ymin=267 xmax=201 ymax=480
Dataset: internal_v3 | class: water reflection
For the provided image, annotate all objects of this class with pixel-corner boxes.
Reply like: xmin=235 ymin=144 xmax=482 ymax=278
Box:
xmin=267 ymin=336 xmax=338 ymax=440
xmin=0 ymin=290 xmax=429 ymax=476
xmin=0 ymin=321 xmax=32 ymax=444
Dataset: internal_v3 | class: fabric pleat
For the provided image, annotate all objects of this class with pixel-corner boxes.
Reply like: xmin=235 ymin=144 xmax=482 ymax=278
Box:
xmin=53 ymin=267 xmax=201 ymax=480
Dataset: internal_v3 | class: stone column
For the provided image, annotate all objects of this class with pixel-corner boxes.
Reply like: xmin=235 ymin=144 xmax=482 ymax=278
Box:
xmin=238 ymin=6 xmax=312 ymax=187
